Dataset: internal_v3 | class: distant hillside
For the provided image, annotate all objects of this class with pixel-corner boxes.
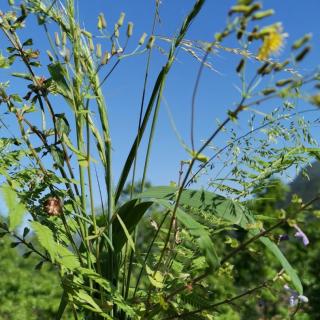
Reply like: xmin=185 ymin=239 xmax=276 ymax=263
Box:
xmin=287 ymin=161 xmax=320 ymax=209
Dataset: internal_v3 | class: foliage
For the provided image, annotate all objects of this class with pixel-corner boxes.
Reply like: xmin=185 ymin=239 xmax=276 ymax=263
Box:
xmin=0 ymin=0 xmax=319 ymax=319
xmin=0 ymin=234 xmax=71 ymax=320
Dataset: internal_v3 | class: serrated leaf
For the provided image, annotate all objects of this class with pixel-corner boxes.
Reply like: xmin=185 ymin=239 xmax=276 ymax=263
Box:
xmin=31 ymin=221 xmax=57 ymax=261
xmin=154 ymin=198 xmax=220 ymax=270
xmin=146 ymin=265 xmax=164 ymax=288
xmin=1 ymin=184 xmax=27 ymax=231
xmin=140 ymin=186 xmax=303 ymax=293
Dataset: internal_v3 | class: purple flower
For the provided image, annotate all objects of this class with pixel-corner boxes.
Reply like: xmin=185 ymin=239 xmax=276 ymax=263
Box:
xmin=278 ymin=234 xmax=289 ymax=242
xmin=293 ymin=224 xmax=309 ymax=246
xmin=284 ymin=284 xmax=309 ymax=307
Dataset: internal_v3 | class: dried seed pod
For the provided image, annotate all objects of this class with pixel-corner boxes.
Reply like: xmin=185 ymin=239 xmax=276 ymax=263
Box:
xmin=44 ymin=197 xmax=63 ymax=216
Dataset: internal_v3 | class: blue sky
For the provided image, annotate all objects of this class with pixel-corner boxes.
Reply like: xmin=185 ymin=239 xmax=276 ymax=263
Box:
xmin=1 ymin=0 xmax=320 ymax=206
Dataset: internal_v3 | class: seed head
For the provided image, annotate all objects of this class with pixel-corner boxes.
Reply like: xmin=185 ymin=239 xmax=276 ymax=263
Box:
xmin=44 ymin=197 xmax=63 ymax=216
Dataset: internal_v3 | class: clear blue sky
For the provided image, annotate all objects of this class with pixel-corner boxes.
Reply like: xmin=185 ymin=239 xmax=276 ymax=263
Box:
xmin=1 ymin=0 xmax=320 ymax=202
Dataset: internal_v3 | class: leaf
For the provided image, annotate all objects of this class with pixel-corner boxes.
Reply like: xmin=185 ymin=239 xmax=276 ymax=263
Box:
xmin=31 ymin=221 xmax=80 ymax=270
xmin=55 ymin=113 xmax=71 ymax=136
xmin=11 ymin=72 xmax=33 ymax=80
xmin=1 ymin=184 xmax=27 ymax=231
xmin=140 ymin=186 xmax=254 ymax=228
xmin=140 ymin=186 xmax=303 ymax=293
xmin=56 ymin=244 xmax=80 ymax=270
xmin=62 ymin=133 xmax=91 ymax=167
xmin=31 ymin=221 xmax=57 ymax=261
xmin=112 ymin=199 xmax=153 ymax=252
xmin=75 ymin=290 xmax=103 ymax=313
xmin=23 ymin=38 xmax=33 ymax=46
xmin=78 ymin=268 xmax=136 ymax=317
xmin=47 ymin=62 xmax=71 ymax=99
xmin=146 ymin=265 xmax=164 ymax=288
xmin=115 ymin=214 xmax=135 ymax=252
xmin=154 ymin=198 xmax=220 ymax=270
xmin=259 ymin=236 xmax=303 ymax=294
xmin=0 ymin=53 xmax=13 ymax=68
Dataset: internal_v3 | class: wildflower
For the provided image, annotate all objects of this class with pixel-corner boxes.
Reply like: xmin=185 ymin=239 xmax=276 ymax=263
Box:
xmin=293 ymin=224 xmax=309 ymax=246
xmin=284 ymin=284 xmax=309 ymax=307
xmin=44 ymin=197 xmax=63 ymax=216
xmin=257 ymin=25 xmax=285 ymax=60
xmin=278 ymin=234 xmax=289 ymax=242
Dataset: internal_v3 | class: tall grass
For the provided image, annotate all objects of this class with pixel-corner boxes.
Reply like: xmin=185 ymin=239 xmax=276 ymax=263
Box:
xmin=0 ymin=0 xmax=319 ymax=319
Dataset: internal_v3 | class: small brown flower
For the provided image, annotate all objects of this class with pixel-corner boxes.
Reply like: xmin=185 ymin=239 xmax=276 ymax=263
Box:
xmin=44 ymin=197 xmax=63 ymax=216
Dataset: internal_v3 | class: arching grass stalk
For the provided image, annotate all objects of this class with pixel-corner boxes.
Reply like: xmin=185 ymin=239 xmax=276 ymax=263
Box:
xmin=114 ymin=0 xmax=206 ymax=205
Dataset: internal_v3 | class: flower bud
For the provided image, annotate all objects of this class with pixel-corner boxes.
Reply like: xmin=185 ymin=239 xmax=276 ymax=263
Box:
xmin=276 ymin=79 xmax=292 ymax=87
xmin=127 ymin=22 xmax=133 ymax=38
xmin=101 ymin=51 xmax=110 ymax=65
xmin=114 ymin=24 xmax=119 ymax=38
xmin=96 ymin=43 xmax=102 ymax=58
xmin=292 ymin=33 xmax=312 ymax=50
xmin=147 ymin=35 xmax=155 ymax=49
xmin=62 ymin=32 xmax=67 ymax=46
xmin=295 ymin=46 xmax=311 ymax=62
xmin=97 ymin=13 xmax=107 ymax=30
xmin=138 ymin=32 xmax=147 ymax=45
xmin=117 ymin=12 xmax=125 ymax=27
xmin=54 ymin=32 xmax=60 ymax=47
xmin=252 ymin=9 xmax=274 ymax=20
xmin=236 ymin=59 xmax=245 ymax=73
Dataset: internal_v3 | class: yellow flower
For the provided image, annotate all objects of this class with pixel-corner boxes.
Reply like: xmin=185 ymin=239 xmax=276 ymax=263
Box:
xmin=258 ymin=28 xmax=285 ymax=60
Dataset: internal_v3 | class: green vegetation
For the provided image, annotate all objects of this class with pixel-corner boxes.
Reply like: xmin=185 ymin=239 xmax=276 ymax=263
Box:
xmin=0 ymin=0 xmax=319 ymax=319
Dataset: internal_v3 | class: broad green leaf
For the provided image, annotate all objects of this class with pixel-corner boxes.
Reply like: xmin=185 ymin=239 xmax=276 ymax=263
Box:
xmin=112 ymin=199 xmax=152 ymax=252
xmin=259 ymin=236 xmax=303 ymax=294
xmin=1 ymin=184 xmax=26 ymax=231
xmin=140 ymin=186 xmax=255 ymax=228
xmin=116 ymin=214 xmax=135 ymax=252
xmin=140 ymin=186 xmax=303 ymax=293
